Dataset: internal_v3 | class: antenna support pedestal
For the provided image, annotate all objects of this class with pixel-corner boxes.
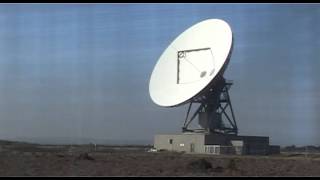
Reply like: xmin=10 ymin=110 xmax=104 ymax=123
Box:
xmin=182 ymin=77 xmax=238 ymax=135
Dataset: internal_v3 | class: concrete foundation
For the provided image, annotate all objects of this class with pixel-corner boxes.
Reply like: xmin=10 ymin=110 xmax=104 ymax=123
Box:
xmin=154 ymin=133 xmax=279 ymax=155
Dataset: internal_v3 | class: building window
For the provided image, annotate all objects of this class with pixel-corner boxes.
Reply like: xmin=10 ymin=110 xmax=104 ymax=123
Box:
xmin=169 ymin=139 xmax=173 ymax=144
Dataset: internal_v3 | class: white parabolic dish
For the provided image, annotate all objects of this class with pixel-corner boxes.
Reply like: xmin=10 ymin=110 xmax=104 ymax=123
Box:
xmin=149 ymin=19 xmax=233 ymax=107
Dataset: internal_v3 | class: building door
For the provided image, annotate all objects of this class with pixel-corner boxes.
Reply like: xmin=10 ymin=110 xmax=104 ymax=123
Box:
xmin=190 ymin=143 xmax=195 ymax=153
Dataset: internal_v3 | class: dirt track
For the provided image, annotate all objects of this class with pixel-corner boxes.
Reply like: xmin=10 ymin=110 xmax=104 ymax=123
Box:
xmin=0 ymin=149 xmax=320 ymax=176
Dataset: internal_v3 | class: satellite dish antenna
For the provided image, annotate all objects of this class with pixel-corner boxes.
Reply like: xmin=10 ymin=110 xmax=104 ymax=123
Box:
xmin=149 ymin=19 xmax=238 ymax=135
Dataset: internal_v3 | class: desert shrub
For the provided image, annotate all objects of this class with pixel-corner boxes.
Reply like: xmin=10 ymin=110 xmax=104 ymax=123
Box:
xmin=212 ymin=166 xmax=224 ymax=173
xmin=227 ymin=159 xmax=238 ymax=170
xmin=76 ymin=152 xmax=95 ymax=161
xmin=187 ymin=158 xmax=212 ymax=172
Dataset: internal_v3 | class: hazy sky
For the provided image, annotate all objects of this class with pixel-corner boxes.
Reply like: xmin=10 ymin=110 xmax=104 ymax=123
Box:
xmin=0 ymin=4 xmax=319 ymax=146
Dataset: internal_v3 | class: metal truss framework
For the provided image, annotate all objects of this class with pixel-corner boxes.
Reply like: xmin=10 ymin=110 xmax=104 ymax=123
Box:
xmin=182 ymin=78 xmax=238 ymax=135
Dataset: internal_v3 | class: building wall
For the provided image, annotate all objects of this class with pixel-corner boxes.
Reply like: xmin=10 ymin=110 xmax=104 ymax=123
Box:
xmin=268 ymin=145 xmax=281 ymax=155
xmin=154 ymin=133 xmax=205 ymax=154
xmin=240 ymin=136 xmax=269 ymax=155
xmin=204 ymin=133 xmax=230 ymax=145
xmin=154 ymin=133 xmax=272 ymax=155
xmin=204 ymin=134 xmax=270 ymax=155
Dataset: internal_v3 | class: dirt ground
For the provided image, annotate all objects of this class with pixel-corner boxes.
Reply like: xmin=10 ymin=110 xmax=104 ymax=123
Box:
xmin=0 ymin=146 xmax=320 ymax=176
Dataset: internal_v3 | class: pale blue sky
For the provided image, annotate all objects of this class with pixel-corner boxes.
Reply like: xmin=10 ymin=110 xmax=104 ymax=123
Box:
xmin=0 ymin=4 xmax=319 ymax=146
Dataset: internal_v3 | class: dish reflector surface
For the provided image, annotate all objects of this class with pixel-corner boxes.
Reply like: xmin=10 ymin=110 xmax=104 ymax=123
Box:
xmin=149 ymin=19 xmax=233 ymax=107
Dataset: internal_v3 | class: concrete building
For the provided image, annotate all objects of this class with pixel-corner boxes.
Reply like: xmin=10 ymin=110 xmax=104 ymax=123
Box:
xmin=154 ymin=133 xmax=278 ymax=155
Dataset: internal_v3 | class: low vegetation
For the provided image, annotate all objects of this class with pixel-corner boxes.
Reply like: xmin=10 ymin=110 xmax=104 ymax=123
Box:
xmin=0 ymin=140 xmax=319 ymax=176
